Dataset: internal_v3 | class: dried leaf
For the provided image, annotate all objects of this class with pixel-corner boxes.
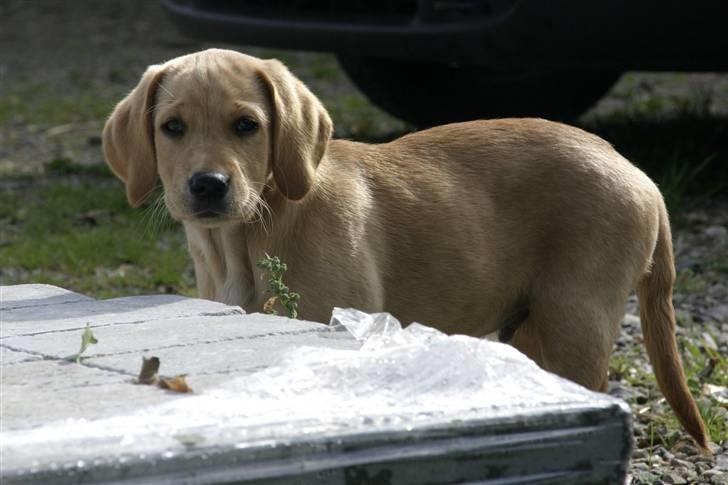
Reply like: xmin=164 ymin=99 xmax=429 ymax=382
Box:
xmin=263 ymin=296 xmax=278 ymax=314
xmin=65 ymin=324 xmax=99 ymax=363
xmin=159 ymin=375 xmax=193 ymax=393
xmin=136 ymin=356 xmax=192 ymax=393
xmin=137 ymin=356 xmax=160 ymax=385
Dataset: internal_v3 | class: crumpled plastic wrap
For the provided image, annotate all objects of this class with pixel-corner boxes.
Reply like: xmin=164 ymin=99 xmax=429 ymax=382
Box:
xmin=247 ymin=307 xmax=600 ymax=414
xmin=2 ymin=307 xmax=614 ymax=476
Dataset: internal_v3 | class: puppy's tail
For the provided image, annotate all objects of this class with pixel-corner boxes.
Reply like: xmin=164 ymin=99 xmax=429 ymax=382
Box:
xmin=636 ymin=199 xmax=709 ymax=452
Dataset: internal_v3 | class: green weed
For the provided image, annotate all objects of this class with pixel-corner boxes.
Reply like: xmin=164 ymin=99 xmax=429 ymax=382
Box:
xmin=256 ymin=254 xmax=300 ymax=318
xmin=610 ymin=348 xmax=656 ymax=391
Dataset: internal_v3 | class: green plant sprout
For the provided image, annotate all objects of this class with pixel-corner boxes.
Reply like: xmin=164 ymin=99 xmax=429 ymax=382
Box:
xmin=256 ymin=254 xmax=301 ymax=319
xmin=65 ymin=324 xmax=98 ymax=363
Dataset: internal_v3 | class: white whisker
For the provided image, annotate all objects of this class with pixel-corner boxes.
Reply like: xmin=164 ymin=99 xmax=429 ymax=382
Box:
xmin=245 ymin=182 xmax=274 ymax=234
xmin=157 ymin=82 xmax=176 ymax=101
xmin=140 ymin=189 xmax=168 ymax=238
xmin=145 ymin=99 xmax=175 ymax=116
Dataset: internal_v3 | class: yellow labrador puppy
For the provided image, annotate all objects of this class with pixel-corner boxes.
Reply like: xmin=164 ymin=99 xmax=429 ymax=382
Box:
xmin=103 ymin=49 xmax=708 ymax=449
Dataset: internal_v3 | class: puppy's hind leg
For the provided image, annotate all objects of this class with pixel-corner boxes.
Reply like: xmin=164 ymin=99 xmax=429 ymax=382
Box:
xmin=525 ymin=294 xmax=624 ymax=392
xmin=505 ymin=319 xmax=544 ymax=368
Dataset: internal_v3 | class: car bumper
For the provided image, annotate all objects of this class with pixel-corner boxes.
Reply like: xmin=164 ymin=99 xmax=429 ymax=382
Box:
xmin=163 ymin=0 xmax=728 ymax=71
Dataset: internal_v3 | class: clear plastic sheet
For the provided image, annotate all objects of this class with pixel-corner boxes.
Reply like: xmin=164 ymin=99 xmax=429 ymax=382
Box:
xmin=2 ymin=308 xmax=614 ymax=474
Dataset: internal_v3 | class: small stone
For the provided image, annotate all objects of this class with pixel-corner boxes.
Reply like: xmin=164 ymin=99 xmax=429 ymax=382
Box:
xmin=708 ymin=283 xmax=728 ymax=299
xmin=671 ymin=458 xmax=696 ymax=470
xmin=661 ymin=450 xmax=675 ymax=462
xmin=632 ymin=448 xmax=648 ymax=460
xmin=673 ymin=442 xmax=700 ymax=457
xmin=710 ymin=305 xmax=728 ymax=324
xmin=622 ymin=313 xmax=641 ymax=330
xmin=702 ymin=332 xmax=719 ymax=350
xmin=663 ymin=471 xmax=688 ymax=484
xmin=693 ymin=454 xmax=717 ymax=464
xmin=710 ymin=472 xmax=728 ymax=485
xmin=704 ymin=225 xmax=728 ymax=241
xmin=632 ymin=470 xmax=657 ymax=484
xmin=609 ymin=381 xmax=647 ymax=402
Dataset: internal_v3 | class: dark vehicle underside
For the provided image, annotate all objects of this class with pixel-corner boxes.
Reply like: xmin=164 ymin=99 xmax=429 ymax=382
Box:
xmin=164 ymin=0 xmax=728 ymax=126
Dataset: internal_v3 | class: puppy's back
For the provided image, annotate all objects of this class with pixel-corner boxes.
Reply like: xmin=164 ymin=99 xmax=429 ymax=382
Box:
xmin=320 ymin=119 xmax=661 ymax=334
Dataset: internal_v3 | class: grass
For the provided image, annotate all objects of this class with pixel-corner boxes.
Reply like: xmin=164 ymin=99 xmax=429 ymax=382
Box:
xmin=44 ymin=157 xmax=114 ymax=177
xmin=0 ymin=173 xmax=193 ymax=299
xmin=324 ymin=93 xmax=409 ymax=141
xmin=0 ymin=83 xmax=116 ymax=126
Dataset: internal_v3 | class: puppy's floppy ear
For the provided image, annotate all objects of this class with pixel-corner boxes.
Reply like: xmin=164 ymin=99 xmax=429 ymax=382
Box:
xmin=257 ymin=59 xmax=333 ymax=200
xmin=103 ymin=65 xmax=166 ymax=207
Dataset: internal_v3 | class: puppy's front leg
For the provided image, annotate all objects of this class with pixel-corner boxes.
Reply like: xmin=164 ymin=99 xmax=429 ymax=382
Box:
xmin=219 ymin=224 xmax=253 ymax=307
xmin=192 ymin=254 xmax=216 ymax=301
xmin=184 ymin=222 xmax=224 ymax=302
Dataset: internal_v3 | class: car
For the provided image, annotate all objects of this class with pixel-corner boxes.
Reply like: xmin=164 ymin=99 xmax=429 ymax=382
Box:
xmin=163 ymin=0 xmax=728 ymax=127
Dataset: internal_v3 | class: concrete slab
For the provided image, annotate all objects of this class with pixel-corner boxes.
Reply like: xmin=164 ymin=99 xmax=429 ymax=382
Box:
xmin=0 ymin=347 xmax=40 ymax=365
xmin=1 ymin=360 xmax=148 ymax=431
xmin=0 ymin=285 xmax=632 ymax=484
xmin=1 ymin=293 xmax=244 ymax=338
xmin=87 ymin=330 xmax=362 ymax=379
xmin=0 ymin=283 xmax=92 ymax=311
xmin=2 ymin=313 xmax=324 ymax=359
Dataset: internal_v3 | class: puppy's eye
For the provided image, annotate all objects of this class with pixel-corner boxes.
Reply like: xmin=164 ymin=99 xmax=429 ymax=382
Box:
xmin=233 ymin=117 xmax=258 ymax=136
xmin=162 ymin=118 xmax=186 ymax=137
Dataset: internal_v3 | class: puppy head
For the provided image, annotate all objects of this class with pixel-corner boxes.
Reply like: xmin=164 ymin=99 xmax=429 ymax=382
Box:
xmin=102 ymin=49 xmax=333 ymax=225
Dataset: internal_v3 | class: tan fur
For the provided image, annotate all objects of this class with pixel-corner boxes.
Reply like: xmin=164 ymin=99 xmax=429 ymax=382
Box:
xmin=103 ymin=65 xmax=165 ymax=207
xmin=103 ymin=48 xmax=709 ymax=450
xmin=636 ymin=202 xmax=709 ymax=449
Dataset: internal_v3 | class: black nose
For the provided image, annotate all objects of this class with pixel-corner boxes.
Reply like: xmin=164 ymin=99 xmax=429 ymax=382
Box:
xmin=188 ymin=172 xmax=230 ymax=200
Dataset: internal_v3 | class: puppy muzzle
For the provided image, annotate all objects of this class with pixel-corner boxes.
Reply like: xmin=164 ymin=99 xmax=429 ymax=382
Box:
xmin=188 ymin=171 xmax=230 ymax=218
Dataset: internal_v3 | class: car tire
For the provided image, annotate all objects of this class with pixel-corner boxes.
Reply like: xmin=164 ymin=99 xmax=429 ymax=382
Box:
xmin=338 ymin=56 xmax=621 ymax=127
